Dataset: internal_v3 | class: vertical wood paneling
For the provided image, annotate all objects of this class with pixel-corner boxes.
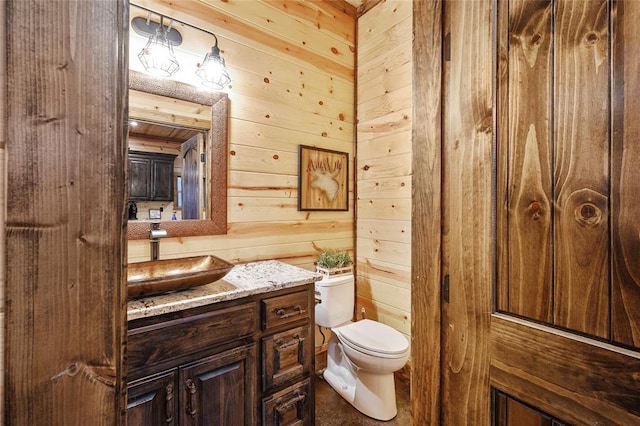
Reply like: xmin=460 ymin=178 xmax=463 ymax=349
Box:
xmin=5 ymin=1 xmax=127 ymax=424
xmin=441 ymin=0 xmax=493 ymax=424
xmin=492 ymin=1 xmax=640 ymax=424
xmin=553 ymin=0 xmax=610 ymax=338
xmin=611 ymin=0 xmax=640 ymax=348
xmin=0 ymin=2 xmax=5 ymax=419
xmin=503 ymin=0 xmax=554 ymax=322
xmin=499 ymin=0 xmax=640 ymax=349
xmin=411 ymin=0 xmax=442 ymax=422
xmin=496 ymin=0 xmax=509 ymax=315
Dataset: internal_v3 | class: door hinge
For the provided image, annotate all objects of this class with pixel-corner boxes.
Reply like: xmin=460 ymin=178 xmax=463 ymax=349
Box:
xmin=444 ymin=32 xmax=451 ymax=62
xmin=200 ymin=153 xmax=206 ymax=163
xmin=443 ymin=274 xmax=450 ymax=303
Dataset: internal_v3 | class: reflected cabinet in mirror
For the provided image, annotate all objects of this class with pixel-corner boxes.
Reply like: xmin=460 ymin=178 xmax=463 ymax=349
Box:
xmin=127 ymin=70 xmax=228 ymax=240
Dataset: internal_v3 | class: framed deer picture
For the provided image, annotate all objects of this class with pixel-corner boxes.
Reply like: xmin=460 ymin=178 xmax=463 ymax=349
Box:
xmin=298 ymin=145 xmax=349 ymax=211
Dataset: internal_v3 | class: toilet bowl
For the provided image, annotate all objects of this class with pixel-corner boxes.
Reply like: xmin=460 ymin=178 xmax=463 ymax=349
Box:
xmin=314 ymin=272 xmax=409 ymax=421
xmin=322 ymin=319 xmax=409 ymax=421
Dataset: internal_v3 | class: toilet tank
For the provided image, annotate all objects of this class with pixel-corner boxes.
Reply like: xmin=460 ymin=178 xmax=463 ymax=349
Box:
xmin=315 ymin=274 xmax=354 ymax=328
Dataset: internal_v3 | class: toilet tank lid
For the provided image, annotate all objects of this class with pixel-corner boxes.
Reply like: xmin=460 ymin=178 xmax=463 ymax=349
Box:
xmin=335 ymin=319 xmax=409 ymax=355
xmin=314 ymin=274 xmax=353 ymax=287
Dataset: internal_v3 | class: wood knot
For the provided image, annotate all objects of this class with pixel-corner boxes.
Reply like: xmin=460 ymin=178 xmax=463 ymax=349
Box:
xmin=585 ymin=31 xmax=599 ymax=45
xmin=531 ymin=33 xmax=542 ymax=45
xmin=509 ymin=32 xmax=520 ymax=46
xmin=529 ymin=201 xmax=543 ymax=220
xmin=478 ymin=115 xmax=492 ymax=133
xmin=574 ymin=202 xmax=602 ymax=226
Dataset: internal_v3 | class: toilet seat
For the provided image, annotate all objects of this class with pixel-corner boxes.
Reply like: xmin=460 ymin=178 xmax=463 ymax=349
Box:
xmin=333 ymin=319 xmax=409 ymax=359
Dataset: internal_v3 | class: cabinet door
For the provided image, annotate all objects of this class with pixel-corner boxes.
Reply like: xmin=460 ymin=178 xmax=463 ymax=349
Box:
xmin=151 ymin=158 xmax=174 ymax=201
xmin=180 ymin=344 xmax=257 ymax=426
xmin=127 ymin=369 xmax=178 ymax=426
xmin=129 ymin=155 xmax=152 ymax=201
xmin=263 ymin=325 xmax=311 ymax=392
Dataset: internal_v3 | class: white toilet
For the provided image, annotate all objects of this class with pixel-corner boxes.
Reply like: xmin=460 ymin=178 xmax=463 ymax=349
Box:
xmin=315 ymin=272 xmax=409 ymax=421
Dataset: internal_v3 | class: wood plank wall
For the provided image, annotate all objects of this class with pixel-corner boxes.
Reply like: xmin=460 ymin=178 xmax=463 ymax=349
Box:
xmin=356 ymin=0 xmax=412 ymax=341
xmin=127 ymin=0 xmax=356 ymax=271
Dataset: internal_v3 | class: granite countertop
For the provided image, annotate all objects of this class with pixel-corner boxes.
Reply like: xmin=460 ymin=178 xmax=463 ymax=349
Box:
xmin=127 ymin=260 xmax=322 ymax=321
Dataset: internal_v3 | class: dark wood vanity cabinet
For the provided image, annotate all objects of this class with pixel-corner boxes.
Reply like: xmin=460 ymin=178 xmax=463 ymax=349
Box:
xmin=127 ymin=284 xmax=315 ymax=426
xmin=128 ymin=151 xmax=176 ymax=202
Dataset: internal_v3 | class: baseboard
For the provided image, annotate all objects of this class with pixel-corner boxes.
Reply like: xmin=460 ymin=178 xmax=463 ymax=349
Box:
xmin=315 ymin=344 xmax=328 ymax=372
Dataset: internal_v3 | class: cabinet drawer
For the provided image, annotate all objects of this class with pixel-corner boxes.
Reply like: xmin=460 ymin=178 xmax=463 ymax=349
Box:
xmin=262 ymin=379 xmax=312 ymax=426
xmin=128 ymin=302 xmax=257 ymax=372
xmin=262 ymin=291 xmax=310 ymax=331
xmin=262 ymin=325 xmax=311 ymax=392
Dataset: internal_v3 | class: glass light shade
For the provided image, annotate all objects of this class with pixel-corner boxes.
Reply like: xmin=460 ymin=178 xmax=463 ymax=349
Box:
xmin=138 ymin=27 xmax=180 ymax=78
xmin=196 ymin=46 xmax=231 ymax=90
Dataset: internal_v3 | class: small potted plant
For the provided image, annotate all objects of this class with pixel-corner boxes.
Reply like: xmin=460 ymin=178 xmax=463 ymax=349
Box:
xmin=316 ymin=249 xmax=353 ymax=277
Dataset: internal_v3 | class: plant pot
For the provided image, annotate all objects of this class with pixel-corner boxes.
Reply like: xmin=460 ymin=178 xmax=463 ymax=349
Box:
xmin=316 ymin=265 xmax=353 ymax=277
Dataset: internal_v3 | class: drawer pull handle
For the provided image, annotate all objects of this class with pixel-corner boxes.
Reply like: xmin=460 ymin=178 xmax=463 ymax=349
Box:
xmin=275 ymin=390 xmax=306 ymax=413
xmin=275 ymin=334 xmax=304 ymax=350
xmin=185 ymin=379 xmax=197 ymax=418
xmin=165 ymin=383 xmax=174 ymax=424
xmin=275 ymin=305 xmax=306 ymax=319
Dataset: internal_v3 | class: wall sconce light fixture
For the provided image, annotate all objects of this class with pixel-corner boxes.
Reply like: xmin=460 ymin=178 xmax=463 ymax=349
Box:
xmin=131 ymin=4 xmax=231 ymax=90
xmin=196 ymin=34 xmax=232 ymax=90
xmin=135 ymin=15 xmax=181 ymax=77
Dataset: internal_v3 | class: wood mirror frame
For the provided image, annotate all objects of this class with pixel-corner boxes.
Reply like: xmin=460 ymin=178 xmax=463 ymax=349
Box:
xmin=126 ymin=70 xmax=228 ymax=240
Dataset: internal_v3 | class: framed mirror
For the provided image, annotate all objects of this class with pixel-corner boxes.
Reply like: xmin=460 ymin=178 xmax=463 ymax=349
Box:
xmin=126 ymin=70 xmax=228 ymax=240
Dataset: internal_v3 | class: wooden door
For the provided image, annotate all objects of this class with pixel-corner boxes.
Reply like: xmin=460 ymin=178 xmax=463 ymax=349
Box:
xmin=435 ymin=0 xmax=640 ymax=424
xmin=127 ymin=370 xmax=178 ymax=426
xmin=129 ymin=154 xmax=152 ymax=201
xmin=150 ymin=157 xmax=175 ymax=201
xmin=179 ymin=345 xmax=257 ymax=426
xmin=181 ymin=133 xmax=202 ymax=219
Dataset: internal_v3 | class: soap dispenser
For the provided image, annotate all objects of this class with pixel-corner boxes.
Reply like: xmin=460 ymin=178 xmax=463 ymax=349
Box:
xmin=128 ymin=202 xmax=138 ymax=220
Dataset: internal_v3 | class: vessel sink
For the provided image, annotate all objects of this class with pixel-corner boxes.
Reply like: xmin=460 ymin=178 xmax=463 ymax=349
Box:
xmin=127 ymin=255 xmax=234 ymax=299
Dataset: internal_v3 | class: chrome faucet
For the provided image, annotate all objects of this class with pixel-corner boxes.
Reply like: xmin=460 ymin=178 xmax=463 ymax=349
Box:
xmin=149 ymin=222 xmax=168 ymax=261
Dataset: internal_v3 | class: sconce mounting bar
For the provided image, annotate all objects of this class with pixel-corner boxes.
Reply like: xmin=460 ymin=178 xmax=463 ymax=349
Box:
xmin=130 ymin=3 xmax=222 ymax=44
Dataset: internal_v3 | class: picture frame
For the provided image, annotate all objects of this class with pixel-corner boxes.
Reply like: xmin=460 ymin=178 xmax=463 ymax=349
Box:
xmin=298 ymin=145 xmax=349 ymax=211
